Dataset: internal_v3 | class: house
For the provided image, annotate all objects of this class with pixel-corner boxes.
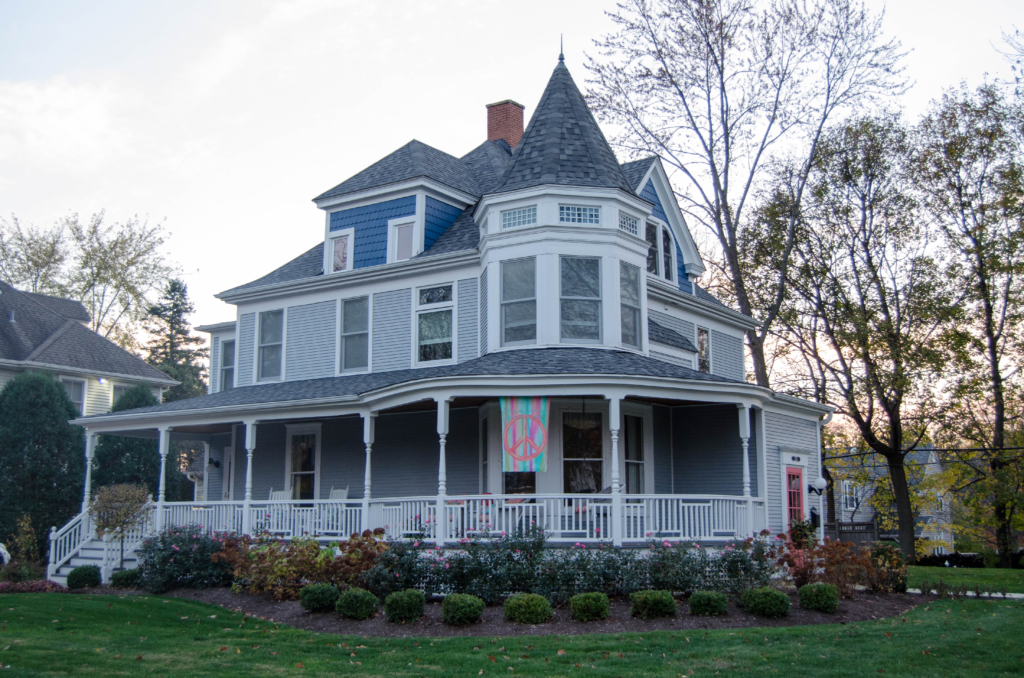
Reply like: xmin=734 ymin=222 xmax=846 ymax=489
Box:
xmin=51 ymin=55 xmax=832 ymax=581
xmin=0 ymin=280 xmax=176 ymax=414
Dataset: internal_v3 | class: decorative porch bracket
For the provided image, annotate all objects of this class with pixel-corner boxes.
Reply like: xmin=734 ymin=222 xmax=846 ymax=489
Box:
xmin=360 ymin=411 xmax=376 ymax=533
xmin=606 ymin=393 xmax=624 ymax=547
xmin=241 ymin=420 xmax=257 ymax=535
xmin=435 ymin=396 xmax=452 ymax=544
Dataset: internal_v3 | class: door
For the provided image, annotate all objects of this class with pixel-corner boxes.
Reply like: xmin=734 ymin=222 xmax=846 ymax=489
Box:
xmin=786 ymin=466 xmax=804 ymax=525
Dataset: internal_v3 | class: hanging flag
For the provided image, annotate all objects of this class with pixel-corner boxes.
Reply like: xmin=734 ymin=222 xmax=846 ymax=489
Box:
xmin=500 ymin=397 xmax=549 ymax=473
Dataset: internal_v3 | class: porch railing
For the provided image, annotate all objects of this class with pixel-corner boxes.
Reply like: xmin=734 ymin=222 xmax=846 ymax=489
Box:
xmin=48 ymin=509 xmax=91 ymax=579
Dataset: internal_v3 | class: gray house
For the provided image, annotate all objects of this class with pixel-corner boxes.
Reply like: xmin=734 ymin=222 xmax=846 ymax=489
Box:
xmin=52 ymin=56 xmax=831 ymax=580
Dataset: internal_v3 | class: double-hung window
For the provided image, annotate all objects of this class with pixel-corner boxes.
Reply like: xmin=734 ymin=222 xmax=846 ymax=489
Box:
xmin=645 ymin=222 xmax=675 ymax=281
xmin=220 ymin=340 xmax=236 ymax=390
xmin=624 ymin=414 xmax=645 ymax=494
xmin=330 ymin=230 xmax=353 ymax=273
xmin=619 ymin=262 xmax=641 ymax=349
xmin=340 ymin=297 xmax=369 ymax=372
xmin=392 ymin=221 xmax=414 ymax=262
xmin=112 ymin=383 xmax=130 ymax=405
xmin=560 ymin=257 xmax=602 ymax=342
xmin=559 ymin=205 xmax=601 ymax=224
xmin=501 ymin=258 xmax=536 ymax=345
xmin=258 ymin=310 xmax=284 ymax=381
xmin=61 ymin=378 xmax=85 ymax=415
xmin=697 ymin=327 xmax=710 ymax=374
xmin=842 ymin=480 xmax=856 ymax=511
xmin=417 ymin=284 xmax=453 ymax=362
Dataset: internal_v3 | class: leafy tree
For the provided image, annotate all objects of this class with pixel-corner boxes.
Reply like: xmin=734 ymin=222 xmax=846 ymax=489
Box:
xmin=88 ymin=484 xmax=152 ymax=570
xmin=587 ymin=0 xmax=907 ymax=386
xmin=0 ymin=372 xmax=85 ymax=557
xmin=92 ymin=384 xmax=161 ymax=497
xmin=145 ymin=279 xmax=208 ymax=402
xmin=0 ymin=215 xmax=68 ymax=295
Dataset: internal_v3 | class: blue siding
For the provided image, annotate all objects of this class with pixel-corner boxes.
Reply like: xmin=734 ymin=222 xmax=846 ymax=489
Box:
xmin=329 ymin=196 xmax=417 ymax=269
xmin=424 ymin=197 xmax=462 ymax=250
xmin=641 ymin=179 xmax=668 ymax=223
xmin=676 ymin=243 xmax=691 ymax=293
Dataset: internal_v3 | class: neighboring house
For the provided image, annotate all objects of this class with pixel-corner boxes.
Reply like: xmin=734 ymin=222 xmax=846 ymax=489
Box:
xmin=54 ymin=55 xmax=833 ymax=581
xmin=0 ymin=280 xmax=177 ymax=414
xmin=832 ymin=448 xmax=954 ymax=554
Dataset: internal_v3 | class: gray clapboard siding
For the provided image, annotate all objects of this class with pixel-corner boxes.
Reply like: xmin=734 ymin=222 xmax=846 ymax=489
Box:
xmin=457 ymin=278 xmax=479 ymax=363
xmin=653 ymin=405 xmax=673 ymax=494
xmin=479 ymin=268 xmax=488 ymax=356
xmin=205 ymin=433 xmax=230 ymax=501
xmin=285 ymin=300 xmax=337 ymax=381
xmin=84 ymin=378 xmax=110 ymax=416
xmin=372 ymin=289 xmax=412 ymax=372
xmin=711 ymin=330 xmax=744 ymax=382
xmin=651 ymin=351 xmax=693 ymax=369
xmin=763 ymin=411 xmax=819 ymax=532
xmin=671 ymin=405 xmax=746 ymax=497
xmin=649 ymin=310 xmax=695 ymax=346
xmin=317 ymin=417 xmax=366 ymax=499
xmin=236 ymin=313 xmax=256 ymax=387
xmin=211 ymin=337 xmax=220 ymax=393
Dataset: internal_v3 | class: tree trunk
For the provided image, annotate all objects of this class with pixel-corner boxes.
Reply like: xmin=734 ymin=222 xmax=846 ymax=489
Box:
xmin=821 ymin=457 xmax=836 ymax=524
xmin=885 ymin=457 xmax=917 ymax=565
xmin=746 ymin=330 xmax=770 ymax=387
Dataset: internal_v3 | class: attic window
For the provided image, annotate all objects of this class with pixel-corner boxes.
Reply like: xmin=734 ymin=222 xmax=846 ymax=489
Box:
xmin=618 ymin=212 xmax=639 ymax=236
xmin=502 ymin=206 xmax=537 ymax=229
xmin=559 ymin=205 xmax=600 ymax=225
xmin=331 ymin=232 xmax=352 ymax=273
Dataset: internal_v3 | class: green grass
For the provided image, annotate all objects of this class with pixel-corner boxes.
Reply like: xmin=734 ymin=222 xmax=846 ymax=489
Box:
xmin=0 ymin=593 xmax=1021 ymax=676
xmin=908 ymin=565 xmax=1024 ymax=593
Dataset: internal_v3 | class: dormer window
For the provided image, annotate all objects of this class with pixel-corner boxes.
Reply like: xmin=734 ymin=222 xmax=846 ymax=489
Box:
xmin=390 ymin=221 xmax=415 ymax=262
xmin=559 ymin=205 xmax=600 ymax=224
xmin=330 ymin=229 xmax=354 ymax=273
xmin=645 ymin=222 xmax=674 ymax=281
xmin=502 ymin=206 xmax=537 ymax=229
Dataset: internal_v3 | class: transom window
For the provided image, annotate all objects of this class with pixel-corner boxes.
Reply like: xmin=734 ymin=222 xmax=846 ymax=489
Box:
xmin=618 ymin=212 xmax=639 ymax=236
xmin=258 ymin=310 xmax=284 ymax=380
xmin=697 ymin=327 xmax=710 ymax=374
xmin=501 ymin=258 xmax=536 ymax=345
xmin=501 ymin=206 xmax=537 ymax=229
xmin=645 ymin=222 xmax=675 ymax=281
xmin=559 ymin=205 xmax=601 ymax=224
xmin=560 ymin=256 xmax=602 ymax=342
xmin=61 ymin=378 xmax=84 ymax=415
xmin=220 ymin=340 xmax=235 ymax=391
xmin=417 ymin=284 xmax=453 ymax=362
xmin=619 ymin=261 xmax=641 ymax=349
xmin=340 ymin=297 xmax=369 ymax=372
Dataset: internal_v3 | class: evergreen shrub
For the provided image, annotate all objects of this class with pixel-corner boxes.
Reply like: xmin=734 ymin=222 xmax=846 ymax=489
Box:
xmin=67 ymin=565 xmax=101 ymax=589
xmin=110 ymin=568 xmax=142 ymax=589
xmin=503 ymin=593 xmax=553 ymax=624
xmin=799 ymin=583 xmax=839 ymax=613
xmin=569 ymin=592 xmax=610 ymax=622
xmin=741 ymin=587 xmax=790 ymax=618
xmin=384 ymin=589 xmax=425 ymax=623
xmin=688 ymin=590 xmax=728 ymax=616
xmin=299 ymin=583 xmax=340 ymax=613
xmin=336 ymin=587 xmax=378 ymax=620
xmin=630 ymin=590 xmax=676 ymax=619
xmin=442 ymin=593 xmax=485 ymax=626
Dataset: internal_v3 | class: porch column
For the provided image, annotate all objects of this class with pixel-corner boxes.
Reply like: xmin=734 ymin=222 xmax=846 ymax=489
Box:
xmin=737 ymin=405 xmax=752 ymax=536
xmin=435 ymin=397 xmax=451 ymax=545
xmin=201 ymin=442 xmax=211 ymax=502
xmin=607 ymin=395 xmax=623 ymax=547
xmin=155 ymin=426 xmax=171 ymax=532
xmin=360 ymin=412 xmax=376 ymax=533
xmin=81 ymin=430 xmax=97 ymax=513
xmin=241 ymin=421 xmax=257 ymax=535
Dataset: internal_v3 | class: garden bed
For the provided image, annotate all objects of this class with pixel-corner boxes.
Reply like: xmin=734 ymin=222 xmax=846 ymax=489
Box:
xmin=165 ymin=587 xmax=917 ymax=637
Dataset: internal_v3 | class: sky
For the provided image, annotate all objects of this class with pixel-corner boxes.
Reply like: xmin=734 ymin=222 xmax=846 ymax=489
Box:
xmin=0 ymin=0 xmax=1021 ymax=329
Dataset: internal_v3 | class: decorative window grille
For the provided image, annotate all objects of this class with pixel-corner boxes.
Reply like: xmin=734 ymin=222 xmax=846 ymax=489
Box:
xmin=618 ymin=212 xmax=639 ymax=236
xmin=501 ymin=206 xmax=537 ymax=229
xmin=697 ymin=327 xmax=710 ymax=373
xmin=559 ymin=205 xmax=601 ymax=224
xmin=417 ymin=284 xmax=454 ymax=362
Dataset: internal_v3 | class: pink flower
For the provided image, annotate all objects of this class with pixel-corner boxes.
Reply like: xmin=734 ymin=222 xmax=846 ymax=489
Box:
xmin=413 ymin=541 xmax=419 ymax=547
xmin=595 ymin=528 xmax=600 ymax=534
xmin=663 ymin=541 xmax=672 ymax=548
xmin=172 ymin=545 xmax=179 ymax=551
xmin=501 ymin=531 xmax=506 ymax=537
xmin=444 ymin=563 xmax=450 ymax=569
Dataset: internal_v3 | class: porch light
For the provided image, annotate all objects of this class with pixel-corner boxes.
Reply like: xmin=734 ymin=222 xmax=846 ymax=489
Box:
xmin=206 ymin=459 xmax=221 ymax=471
xmin=808 ymin=476 xmax=827 ymax=496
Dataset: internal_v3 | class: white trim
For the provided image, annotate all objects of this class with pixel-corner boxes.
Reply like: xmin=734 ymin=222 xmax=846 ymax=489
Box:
xmin=620 ymin=400 xmax=655 ymax=495
xmin=499 ymin=256 xmax=537 ymax=347
xmin=413 ymin=282 xmax=457 ymax=367
xmin=779 ymin=448 xmax=812 ymax=533
xmin=256 ymin=308 xmax=286 ymax=383
xmin=314 ymin=177 xmax=476 ymax=212
xmin=284 ymin=423 xmax=323 ymax=500
xmin=337 ymin=294 xmax=371 ymax=375
xmin=636 ymin=158 xmax=705 ymax=278
xmin=327 ymin=228 xmax=355 ymax=274
xmin=559 ymin=255 xmax=603 ymax=344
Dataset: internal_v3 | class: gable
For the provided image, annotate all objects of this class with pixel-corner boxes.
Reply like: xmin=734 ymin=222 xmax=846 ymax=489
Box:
xmin=329 ymin=196 xmax=417 ymax=269
xmin=641 ymin=179 xmax=669 ymax=223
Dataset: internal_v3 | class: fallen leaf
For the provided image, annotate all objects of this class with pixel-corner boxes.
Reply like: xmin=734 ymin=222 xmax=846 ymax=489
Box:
xmin=219 ymin=647 xmax=227 ymax=652
xmin=296 ymin=662 xmax=304 ymax=668
xmin=557 ymin=649 xmax=566 ymax=656
xmin=135 ymin=656 xmax=142 ymax=661
xmin=114 ymin=655 xmax=120 ymax=659
xmin=479 ymin=671 xmax=484 ymax=676
xmin=271 ymin=652 xmax=278 ymax=656
xmin=489 ymin=654 xmax=497 ymax=662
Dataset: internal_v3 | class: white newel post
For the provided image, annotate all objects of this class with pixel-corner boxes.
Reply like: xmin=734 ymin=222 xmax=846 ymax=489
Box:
xmin=242 ymin=421 xmax=257 ymax=536
xmin=155 ymin=426 xmax=171 ymax=532
xmin=737 ymin=405 xmax=752 ymax=536
xmin=608 ymin=395 xmax=623 ymax=547
xmin=81 ymin=430 xmax=97 ymax=514
xmin=436 ymin=397 xmax=450 ymax=545
xmin=361 ymin=412 xmax=376 ymax=533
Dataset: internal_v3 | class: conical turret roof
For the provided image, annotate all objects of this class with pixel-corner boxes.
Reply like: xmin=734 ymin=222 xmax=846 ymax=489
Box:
xmin=492 ymin=59 xmax=634 ymax=195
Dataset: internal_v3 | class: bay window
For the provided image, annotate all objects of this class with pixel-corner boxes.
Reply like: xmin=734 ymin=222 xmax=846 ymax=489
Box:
xmin=560 ymin=257 xmax=602 ymax=342
xmin=619 ymin=261 xmax=641 ymax=349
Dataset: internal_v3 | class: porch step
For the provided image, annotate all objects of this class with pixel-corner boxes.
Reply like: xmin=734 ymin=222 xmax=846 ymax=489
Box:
xmin=49 ymin=538 xmax=140 ymax=587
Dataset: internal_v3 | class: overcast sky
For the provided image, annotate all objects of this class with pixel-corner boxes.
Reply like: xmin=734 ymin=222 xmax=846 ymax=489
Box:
xmin=1 ymin=0 xmax=1021 ymax=328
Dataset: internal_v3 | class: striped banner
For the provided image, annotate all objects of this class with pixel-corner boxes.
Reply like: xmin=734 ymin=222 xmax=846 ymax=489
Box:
xmin=500 ymin=397 xmax=549 ymax=473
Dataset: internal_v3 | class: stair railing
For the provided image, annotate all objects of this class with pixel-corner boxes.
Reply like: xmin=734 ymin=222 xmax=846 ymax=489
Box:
xmin=48 ymin=510 xmax=90 ymax=580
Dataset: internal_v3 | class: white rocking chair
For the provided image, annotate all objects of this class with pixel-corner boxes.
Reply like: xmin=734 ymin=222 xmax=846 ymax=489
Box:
xmin=329 ymin=486 xmax=349 ymax=501
xmin=265 ymin=488 xmax=291 ymax=534
xmin=268 ymin=488 xmax=290 ymax=501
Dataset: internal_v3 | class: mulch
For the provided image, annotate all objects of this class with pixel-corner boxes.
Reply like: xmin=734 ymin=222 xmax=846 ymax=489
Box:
xmin=148 ymin=587 xmax=919 ymax=638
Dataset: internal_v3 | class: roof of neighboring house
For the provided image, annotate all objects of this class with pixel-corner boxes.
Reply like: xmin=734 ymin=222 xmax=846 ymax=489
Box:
xmin=648 ymin=319 xmax=699 ymax=353
xmin=80 ymin=347 xmax=742 ymax=420
xmin=21 ymin=292 xmax=91 ymax=322
xmin=0 ymin=281 xmax=175 ymax=383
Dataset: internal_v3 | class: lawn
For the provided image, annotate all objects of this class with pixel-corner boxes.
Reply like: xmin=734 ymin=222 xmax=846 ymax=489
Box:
xmin=908 ymin=565 xmax=1024 ymax=594
xmin=0 ymin=593 xmax=1020 ymax=676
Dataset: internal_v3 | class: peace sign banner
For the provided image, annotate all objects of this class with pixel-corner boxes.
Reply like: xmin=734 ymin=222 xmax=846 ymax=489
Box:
xmin=500 ymin=397 xmax=549 ymax=473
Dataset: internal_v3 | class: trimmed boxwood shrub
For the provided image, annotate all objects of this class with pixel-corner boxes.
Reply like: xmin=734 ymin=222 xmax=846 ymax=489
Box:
xmin=442 ymin=593 xmax=485 ymax=626
xmin=336 ymin=587 xmax=378 ymax=620
xmin=67 ymin=565 xmax=101 ymax=589
xmin=504 ymin=593 xmax=553 ymax=624
xmin=110 ymin=568 xmax=142 ymax=589
xmin=799 ymin=583 xmax=839 ymax=613
xmin=688 ymin=590 xmax=728 ymax=616
xmin=741 ymin=587 xmax=790 ymax=618
xmin=384 ymin=589 xmax=425 ymax=623
xmin=569 ymin=592 xmax=610 ymax=622
xmin=299 ymin=583 xmax=340 ymax=613
xmin=630 ymin=590 xmax=676 ymax=619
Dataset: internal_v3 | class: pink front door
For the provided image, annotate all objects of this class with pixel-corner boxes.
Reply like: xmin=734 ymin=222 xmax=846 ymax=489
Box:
xmin=786 ymin=467 xmax=804 ymax=525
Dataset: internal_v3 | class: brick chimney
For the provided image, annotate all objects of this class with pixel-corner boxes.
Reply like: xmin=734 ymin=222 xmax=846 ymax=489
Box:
xmin=486 ymin=100 xmax=525 ymax=148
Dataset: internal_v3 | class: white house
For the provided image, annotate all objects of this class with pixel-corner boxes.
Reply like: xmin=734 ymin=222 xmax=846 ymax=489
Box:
xmin=51 ymin=55 xmax=832 ymax=581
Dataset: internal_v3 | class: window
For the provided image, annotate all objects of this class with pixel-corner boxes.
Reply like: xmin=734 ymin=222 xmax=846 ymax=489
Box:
xmin=61 ymin=378 xmax=84 ymax=415
xmin=501 ymin=258 xmax=536 ymax=345
xmin=645 ymin=223 xmax=659 ymax=274
xmin=563 ymin=411 xmax=603 ymax=493
xmin=624 ymin=415 xmax=644 ymax=494
xmin=220 ymin=340 xmax=235 ymax=390
xmin=417 ymin=284 xmax=453 ymax=362
xmin=661 ymin=228 xmax=674 ymax=281
xmin=619 ymin=262 xmax=641 ymax=349
xmin=697 ymin=327 xmax=710 ymax=373
xmin=560 ymin=257 xmax=602 ymax=342
xmin=645 ymin=223 xmax=675 ymax=280
xmin=112 ymin=384 xmax=130 ymax=405
xmin=786 ymin=467 xmax=804 ymax=524
xmin=392 ymin=222 xmax=414 ymax=262
xmin=481 ymin=417 xmax=489 ymax=494
xmin=618 ymin=212 xmax=639 ymax=236
xmin=559 ymin=205 xmax=600 ymax=224
xmin=502 ymin=206 xmax=537 ymax=229
xmin=286 ymin=426 xmax=320 ymax=500
xmin=258 ymin=310 xmax=284 ymax=380
xmin=330 ymin=233 xmax=351 ymax=273
xmin=340 ymin=297 xmax=369 ymax=371
xmin=504 ymin=471 xmax=536 ymax=494
xmin=841 ymin=480 xmax=855 ymax=510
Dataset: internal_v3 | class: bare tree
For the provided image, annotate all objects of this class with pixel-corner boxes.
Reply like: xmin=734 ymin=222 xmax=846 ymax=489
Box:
xmin=587 ymin=0 xmax=906 ymax=387
xmin=0 ymin=215 xmax=69 ymax=295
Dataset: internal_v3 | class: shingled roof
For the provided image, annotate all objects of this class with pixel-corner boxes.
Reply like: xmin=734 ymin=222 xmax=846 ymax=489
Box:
xmin=493 ymin=59 xmax=635 ymax=196
xmin=620 ymin=156 xmax=657 ymax=191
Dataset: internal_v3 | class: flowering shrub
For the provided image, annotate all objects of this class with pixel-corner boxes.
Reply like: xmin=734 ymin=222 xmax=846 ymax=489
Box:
xmin=532 ymin=543 xmax=646 ymax=605
xmin=136 ymin=526 xmax=231 ymax=594
xmin=775 ymin=537 xmax=873 ymax=597
xmin=647 ymin=532 xmax=775 ymax=595
xmin=787 ymin=519 xmax=817 ymax=549
xmin=0 ymin=579 xmax=66 ymax=593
